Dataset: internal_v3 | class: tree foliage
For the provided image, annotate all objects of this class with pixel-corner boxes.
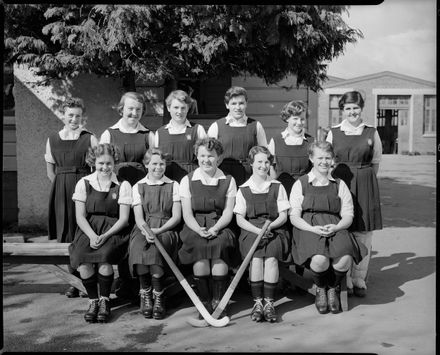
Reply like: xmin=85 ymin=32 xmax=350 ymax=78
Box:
xmin=4 ymin=4 xmax=363 ymax=91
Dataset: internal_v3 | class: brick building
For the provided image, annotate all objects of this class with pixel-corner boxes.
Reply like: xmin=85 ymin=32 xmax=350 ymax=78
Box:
xmin=317 ymin=71 xmax=436 ymax=154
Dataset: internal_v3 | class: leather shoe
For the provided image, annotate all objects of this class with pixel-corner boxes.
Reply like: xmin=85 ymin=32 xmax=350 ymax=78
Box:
xmin=250 ymin=298 xmax=264 ymax=322
xmin=327 ymin=287 xmax=340 ymax=314
xmin=315 ymin=287 xmax=328 ymax=314
xmin=84 ymin=299 xmax=99 ymax=323
xmin=97 ymin=297 xmax=111 ymax=323
xmin=347 ymin=287 xmax=354 ymax=297
xmin=354 ymin=286 xmax=366 ymax=297
xmin=65 ymin=286 xmax=79 ymax=298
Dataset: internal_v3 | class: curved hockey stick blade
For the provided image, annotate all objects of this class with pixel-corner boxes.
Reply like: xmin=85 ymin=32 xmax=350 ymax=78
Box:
xmin=141 ymin=224 xmax=230 ymax=327
xmin=186 ymin=220 xmax=271 ymax=327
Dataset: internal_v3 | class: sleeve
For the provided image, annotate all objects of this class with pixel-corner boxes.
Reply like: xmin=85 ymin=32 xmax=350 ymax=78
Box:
xmin=90 ymin=135 xmax=99 ymax=148
xmin=132 ymin=183 xmax=142 ymax=206
xmin=99 ymin=130 xmax=111 ymax=144
xmin=288 ymin=179 xmax=304 ymax=216
xmin=207 ymin=122 xmax=219 ymax=138
xmin=256 ymin=121 xmax=268 ymax=147
xmin=276 ymin=183 xmax=291 ymax=213
xmin=44 ymin=138 xmax=55 ymax=164
xmin=72 ymin=179 xmax=87 ymax=202
xmin=233 ymin=189 xmax=247 ymax=216
xmin=226 ymin=177 xmax=237 ymax=198
xmin=326 ymin=129 xmax=333 ymax=144
xmin=197 ymin=124 xmax=207 ymax=140
xmin=179 ymin=175 xmax=191 ymax=198
xmin=267 ymin=138 xmax=275 ymax=156
xmin=118 ymin=181 xmax=133 ymax=205
xmin=338 ymin=180 xmax=354 ymax=217
xmin=148 ymin=131 xmax=155 ymax=149
xmin=153 ymin=131 xmax=159 ymax=148
xmin=172 ymin=181 xmax=181 ymax=202
xmin=371 ymin=130 xmax=383 ymax=165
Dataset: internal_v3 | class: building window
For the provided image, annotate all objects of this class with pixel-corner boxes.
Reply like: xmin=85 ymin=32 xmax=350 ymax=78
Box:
xmin=329 ymin=94 xmax=342 ymax=126
xmin=423 ymin=95 xmax=436 ymax=135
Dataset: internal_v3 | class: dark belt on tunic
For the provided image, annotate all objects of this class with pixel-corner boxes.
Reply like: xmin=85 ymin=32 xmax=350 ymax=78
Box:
xmin=335 ymin=162 xmax=372 ymax=169
xmin=55 ymin=166 xmax=89 ymax=174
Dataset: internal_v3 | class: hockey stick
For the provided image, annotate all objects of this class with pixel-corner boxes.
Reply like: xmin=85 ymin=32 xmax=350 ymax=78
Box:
xmin=141 ymin=223 xmax=230 ymax=328
xmin=187 ymin=219 xmax=271 ymax=327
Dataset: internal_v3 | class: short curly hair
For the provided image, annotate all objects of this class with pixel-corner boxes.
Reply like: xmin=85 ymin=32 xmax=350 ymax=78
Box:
xmin=85 ymin=143 xmax=120 ymax=168
xmin=165 ymin=90 xmax=192 ymax=108
xmin=62 ymin=97 xmax=86 ymax=114
xmin=247 ymin=145 xmax=274 ymax=165
xmin=142 ymin=147 xmax=171 ymax=166
xmin=308 ymin=140 xmax=335 ymax=158
xmin=224 ymin=86 xmax=248 ymax=104
xmin=280 ymin=100 xmax=307 ymax=122
xmin=116 ymin=92 xmax=147 ymax=116
xmin=194 ymin=137 xmax=224 ymax=157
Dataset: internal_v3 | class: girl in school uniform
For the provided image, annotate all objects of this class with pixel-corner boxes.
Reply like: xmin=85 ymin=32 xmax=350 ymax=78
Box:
xmin=326 ymin=91 xmax=383 ymax=297
xmin=100 ymin=92 xmax=154 ymax=299
xmin=178 ymin=137 xmax=238 ymax=318
xmin=153 ymin=90 xmax=207 ymax=182
xmin=268 ymin=100 xmax=314 ymax=197
xmin=207 ymin=86 xmax=268 ymax=187
xmin=69 ymin=143 xmax=133 ymax=323
xmin=45 ymin=97 xmax=98 ymax=298
xmin=289 ymin=141 xmax=367 ymax=314
xmin=129 ymin=148 xmax=181 ymax=320
xmin=234 ymin=146 xmax=291 ymax=323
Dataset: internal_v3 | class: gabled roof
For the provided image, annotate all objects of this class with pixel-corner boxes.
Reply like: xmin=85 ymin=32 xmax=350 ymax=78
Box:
xmin=324 ymin=71 xmax=435 ymax=88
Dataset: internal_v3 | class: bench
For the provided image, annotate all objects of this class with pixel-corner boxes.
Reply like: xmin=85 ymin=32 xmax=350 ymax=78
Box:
xmin=279 ymin=263 xmax=348 ymax=312
xmin=2 ymin=242 xmax=183 ymax=300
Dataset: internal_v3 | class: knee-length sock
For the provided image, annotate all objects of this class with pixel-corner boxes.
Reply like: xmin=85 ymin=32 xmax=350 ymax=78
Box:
xmin=138 ymin=273 xmax=152 ymax=290
xmin=152 ymin=275 xmax=164 ymax=293
xmin=82 ymin=273 xmax=98 ymax=300
xmin=310 ymin=268 xmax=330 ymax=288
xmin=193 ymin=275 xmax=211 ymax=303
xmin=263 ymin=281 xmax=277 ymax=300
xmin=250 ymin=280 xmax=264 ymax=300
xmin=329 ymin=269 xmax=348 ymax=288
xmin=98 ymin=273 xmax=114 ymax=299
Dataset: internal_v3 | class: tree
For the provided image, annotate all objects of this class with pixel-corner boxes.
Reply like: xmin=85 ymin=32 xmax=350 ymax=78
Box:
xmin=4 ymin=4 xmax=363 ymax=91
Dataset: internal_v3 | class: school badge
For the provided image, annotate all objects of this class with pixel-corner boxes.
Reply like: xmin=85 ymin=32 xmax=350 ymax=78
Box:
xmin=367 ymin=138 xmax=373 ymax=146
xmin=112 ymin=192 xmax=117 ymax=199
xmin=186 ymin=134 xmax=192 ymax=140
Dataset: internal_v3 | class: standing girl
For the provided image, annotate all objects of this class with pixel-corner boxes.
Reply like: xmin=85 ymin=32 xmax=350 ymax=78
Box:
xmin=45 ymin=97 xmax=98 ymax=298
xmin=207 ymin=86 xmax=268 ymax=187
xmin=153 ymin=90 xmax=206 ymax=182
xmin=289 ymin=141 xmax=367 ymax=314
xmin=234 ymin=146 xmax=291 ymax=323
xmin=69 ymin=143 xmax=133 ymax=323
xmin=268 ymin=100 xmax=314 ymax=196
xmin=326 ymin=91 xmax=383 ymax=297
xmin=100 ymin=91 xmax=154 ymax=299
xmin=178 ymin=138 xmax=238 ymax=318
xmin=129 ymin=148 xmax=181 ymax=320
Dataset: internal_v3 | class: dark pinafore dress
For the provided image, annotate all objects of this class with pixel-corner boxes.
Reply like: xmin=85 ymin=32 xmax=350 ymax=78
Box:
xmin=48 ymin=130 xmax=92 ymax=243
xmin=157 ymin=125 xmax=199 ymax=182
xmin=291 ymin=175 xmax=367 ymax=266
xmin=216 ymin=118 xmax=258 ymax=187
xmin=330 ymin=127 xmax=382 ymax=232
xmin=69 ymin=180 xmax=131 ymax=269
xmin=238 ymin=183 xmax=291 ymax=262
xmin=108 ymin=129 xmax=149 ymax=186
xmin=178 ymin=171 xmax=237 ymax=266
xmin=128 ymin=182 xmax=180 ymax=275
xmin=273 ymin=133 xmax=314 ymax=196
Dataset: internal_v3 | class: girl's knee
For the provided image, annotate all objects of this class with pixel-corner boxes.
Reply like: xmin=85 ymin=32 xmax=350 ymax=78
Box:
xmin=78 ymin=263 xmax=94 ymax=278
xmin=98 ymin=263 xmax=114 ymax=276
xmin=193 ymin=259 xmax=210 ymax=276
xmin=310 ymin=255 xmax=330 ymax=272
xmin=150 ymin=265 xmax=164 ymax=278
xmin=332 ymin=255 xmax=352 ymax=271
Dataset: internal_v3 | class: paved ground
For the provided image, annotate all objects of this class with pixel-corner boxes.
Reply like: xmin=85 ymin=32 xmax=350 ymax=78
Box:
xmin=2 ymin=154 xmax=436 ymax=354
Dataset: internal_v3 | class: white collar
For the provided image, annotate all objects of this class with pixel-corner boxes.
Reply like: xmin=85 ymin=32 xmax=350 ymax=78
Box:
xmin=307 ymin=170 xmax=335 ymax=183
xmin=240 ymin=175 xmax=279 ymax=191
xmin=281 ymin=128 xmax=306 ymax=140
xmin=225 ymin=115 xmax=248 ymax=125
xmin=335 ymin=119 xmax=370 ymax=133
xmin=191 ymin=167 xmax=227 ymax=182
xmin=137 ymin=174 xmax=173 ymax=185
xmin=85 ymin=171 xmax=120 ymax=185
xmin=164 ymin=119 xmax=192 ymax=130
xmin=110 ymin=118 xmax=149 ymax=133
